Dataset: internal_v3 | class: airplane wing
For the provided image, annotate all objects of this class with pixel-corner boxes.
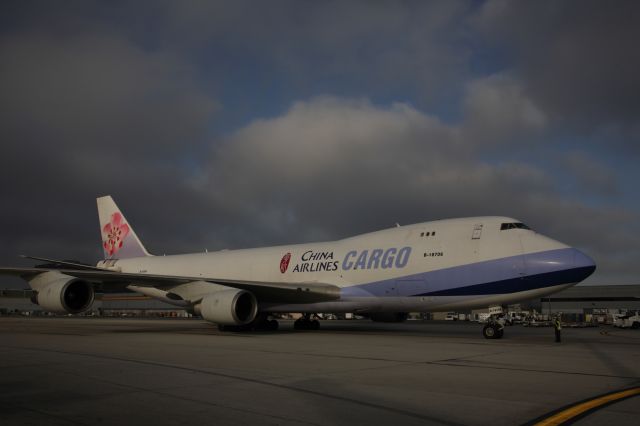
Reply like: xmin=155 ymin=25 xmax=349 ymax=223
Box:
xmin=0 ymin=288 xmax=36 ymax=299
xmin=20 ymin=255 xmax=108 ymax=271
xmin=0 ymin=266 xmax=341 ymax=303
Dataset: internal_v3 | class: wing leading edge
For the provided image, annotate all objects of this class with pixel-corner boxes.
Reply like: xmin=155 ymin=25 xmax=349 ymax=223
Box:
xmin=0 ymin=266 xmax=341 ymax=303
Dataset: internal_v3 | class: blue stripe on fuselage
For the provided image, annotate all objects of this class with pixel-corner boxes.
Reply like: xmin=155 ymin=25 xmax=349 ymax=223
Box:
xmin=418 ymin=266 xmax=594 ymax=296
xmin=341 ymin=248 xmax=595 ymax=297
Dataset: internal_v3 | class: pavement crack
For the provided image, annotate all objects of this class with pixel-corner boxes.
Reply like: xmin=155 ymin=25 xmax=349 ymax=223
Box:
xmin=0 ymin=399 xmax=90 ymax=426
xmin=6 ymin=345 xmax=464 ymax=426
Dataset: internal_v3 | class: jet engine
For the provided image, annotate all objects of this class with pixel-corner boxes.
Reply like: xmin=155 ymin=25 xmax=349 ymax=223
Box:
xmin=195 ymin=288 xmax=258 ymax=326
xmin=30 ymin=271 xmax=95 ymax=314
xmin=369 ymin=312 xmax=409 ymax=323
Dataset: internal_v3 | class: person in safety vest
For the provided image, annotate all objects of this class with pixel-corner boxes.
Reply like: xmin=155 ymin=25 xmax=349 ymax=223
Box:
xmin=553 ymin=316 xmax=562 ymax=343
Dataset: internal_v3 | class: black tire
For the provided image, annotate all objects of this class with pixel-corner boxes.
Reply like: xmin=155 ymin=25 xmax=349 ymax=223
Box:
xmin=496 ymin=328 xmax=504 ymax=339
xmin=632 ymin=322 xmax=640 ymax=330
xmin=269 ymin=320 xmax=279 ymax=331
xmin=311 ymin=320 xmax=320 ymax=330
xmin=483 ymin=324 xmax=496 ymax=339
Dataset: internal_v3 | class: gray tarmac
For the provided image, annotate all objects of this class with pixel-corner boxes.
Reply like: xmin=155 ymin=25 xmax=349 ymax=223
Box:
xmin=1 ymin=317 xmax=638 ymax=426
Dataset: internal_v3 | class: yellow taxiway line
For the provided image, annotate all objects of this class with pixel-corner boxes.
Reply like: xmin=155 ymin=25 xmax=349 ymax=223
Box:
xmin=533 ymin=387 xmax=640 ymax=426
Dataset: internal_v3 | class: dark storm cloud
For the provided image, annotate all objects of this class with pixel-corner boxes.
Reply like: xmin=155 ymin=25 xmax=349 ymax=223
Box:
xmin=0 ymin=23 xmax=217 ymax=264
xmin=562 ymin=152 xmax=618 ymax=196
xmin=122 ymin=0 xmax=477 ymax=110
xmin=476 ymin=0 xmax=640 ymax=133
xmin=1 ymin=1 xmax=638 ymax=287
xmin=461 ymin=74 xmax=547 ymax=146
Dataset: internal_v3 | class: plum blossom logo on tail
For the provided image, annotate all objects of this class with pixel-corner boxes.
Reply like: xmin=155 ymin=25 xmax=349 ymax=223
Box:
xmin=280 ymin=253 xmax=291 ymax=273
xmin=102 ymin=212 xmax=130 ymax=257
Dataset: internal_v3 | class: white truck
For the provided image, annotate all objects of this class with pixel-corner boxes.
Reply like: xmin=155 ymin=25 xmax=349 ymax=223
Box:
xmin=445 ymin=312 xmax=467 ymax=321
xmin=613 ymin=311 xmax=640 ymax=329
xmin=476 ymin=311 xmax=526 ymax=325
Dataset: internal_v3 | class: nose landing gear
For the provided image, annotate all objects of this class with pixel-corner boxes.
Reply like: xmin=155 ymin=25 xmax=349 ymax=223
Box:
xmin=483 ymin=316 xmax=505 ymax=339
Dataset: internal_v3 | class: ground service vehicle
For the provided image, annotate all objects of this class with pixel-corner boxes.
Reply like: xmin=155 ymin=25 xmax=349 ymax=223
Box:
xmin=613 ymin=311 xmax=640 ymax=329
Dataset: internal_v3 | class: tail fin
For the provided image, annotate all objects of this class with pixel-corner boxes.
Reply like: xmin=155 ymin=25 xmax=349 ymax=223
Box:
xmin=97 ymin=196 xmax=151 ymax=259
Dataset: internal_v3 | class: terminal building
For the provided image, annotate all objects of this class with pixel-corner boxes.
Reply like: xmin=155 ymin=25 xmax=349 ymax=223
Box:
xmin=531 ymin=284 xmax=640 ymax=321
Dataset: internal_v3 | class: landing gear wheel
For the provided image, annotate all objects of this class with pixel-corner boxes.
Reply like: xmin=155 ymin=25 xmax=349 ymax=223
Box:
xmin=483 ymin=324 xmax=496 ymax=339
xmin=483 ymin=324 xmax=503 ymax=339
xmin=269 ymin=319 xmax=279 ymax=331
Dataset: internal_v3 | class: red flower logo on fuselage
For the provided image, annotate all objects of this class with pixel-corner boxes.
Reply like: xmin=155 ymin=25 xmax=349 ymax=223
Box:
xmin=280 ymin=253 xmax=291 ymax=273
xmin=102 ymin=212 xmax=130 ymax=257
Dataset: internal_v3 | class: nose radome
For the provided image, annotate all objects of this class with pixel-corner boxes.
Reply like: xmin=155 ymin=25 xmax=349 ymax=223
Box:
xmin=573 ymin=248 xmax=596 ymax=280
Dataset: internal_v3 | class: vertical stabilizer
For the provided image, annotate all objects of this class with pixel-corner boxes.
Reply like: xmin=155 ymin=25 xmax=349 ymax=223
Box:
xmin=97 ymin=196 xmax=151 ymax=259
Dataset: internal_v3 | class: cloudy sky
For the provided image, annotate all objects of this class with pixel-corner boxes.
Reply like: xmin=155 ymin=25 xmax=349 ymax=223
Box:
xmin=1 ymin=1 xmax=639 ymax=286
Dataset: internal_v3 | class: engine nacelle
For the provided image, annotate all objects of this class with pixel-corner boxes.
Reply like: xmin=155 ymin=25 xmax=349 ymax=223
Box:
xmin=196 ymin=288 xmax=258 ymax=326
xmin=369 ymin=312 xmax=409 ymax=323
xmin=29 ymin=271 xmax=95 ymax=314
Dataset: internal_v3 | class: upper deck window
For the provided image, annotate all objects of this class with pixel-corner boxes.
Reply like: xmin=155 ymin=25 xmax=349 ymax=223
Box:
xmin=500 ymin=222 xmax=531 ymax=231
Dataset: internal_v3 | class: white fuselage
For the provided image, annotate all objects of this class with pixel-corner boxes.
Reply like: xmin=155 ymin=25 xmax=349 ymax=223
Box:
xmin=100 ymin=216 xmax=595 ymax=314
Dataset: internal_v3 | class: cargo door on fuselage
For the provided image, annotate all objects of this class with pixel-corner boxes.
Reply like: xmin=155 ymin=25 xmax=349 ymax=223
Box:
xmin=470 ymin=223 xmax=483 ymax=262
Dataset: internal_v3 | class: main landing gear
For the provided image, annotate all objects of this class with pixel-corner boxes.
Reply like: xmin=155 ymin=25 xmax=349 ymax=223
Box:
xmin=294 ymin=314 xmax=320 ymax=330
xmin=482 ymin=318 xmax=505 ymax=339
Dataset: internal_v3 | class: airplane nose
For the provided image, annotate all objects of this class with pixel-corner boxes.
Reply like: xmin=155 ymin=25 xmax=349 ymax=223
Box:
xmin=572 ymin=248 xmax=596 ymax=280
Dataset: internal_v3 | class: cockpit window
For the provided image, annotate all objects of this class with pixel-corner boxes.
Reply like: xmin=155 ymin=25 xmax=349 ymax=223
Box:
xmin=500 ymin=222 xmax=531 ymax=231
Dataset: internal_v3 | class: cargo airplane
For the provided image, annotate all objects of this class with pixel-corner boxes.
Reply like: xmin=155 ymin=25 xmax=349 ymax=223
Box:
xmin=0 ymin=196 xmax=595 ymax=338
